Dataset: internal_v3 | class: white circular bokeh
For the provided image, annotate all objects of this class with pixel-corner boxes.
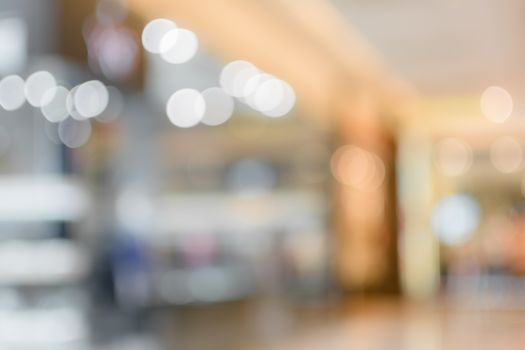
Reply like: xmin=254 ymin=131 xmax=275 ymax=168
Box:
xmin=160 ymin=28 xmax=199 ymax=64
xmin=230 ymin=66 xmax=260 ymax=98
xmin=142 ymin=18 xmax=176 ymax=54
xmin=220 ymin=60 xmax=296 ymax=117
xmin=436 ymin=138 xmax=473 ymax=176
xmin=74 ymin=80 xmax=109 ymax=119
xmin=242 ymin=73 xmax=272 ymax=107
xmin=254 ymin=78 xmax=285 ymax=112
xmin=201 ymin=87 xmax=234 ymax=126
xmin=166 ymin=89 xmax=205 ymax=128
xmin=490 ymin=136 xmax=523 ymax=173
xmin=58 ymin=118 xmax=92 ymax=148
xmin=66 ymin=86 xmax=84 ymax=121
xmin=432 ymin=194 xmax=481 ymax=246
xmin=263 ymin=80 xmax=295 ymax=117
xmin=331 ymin=145 xmax=385 ymax=191
xmin=40 ymin=86 xmax=70 ymax=123
xmin=0 ymin=75 xmax=25 ymax=111
xmin=24 ymin=71 xmax=57 ymax=107
xmin=220 ymin=61 xmax=255 ymax=96
xmin=481 ymin=86 xmax=513 ymax=123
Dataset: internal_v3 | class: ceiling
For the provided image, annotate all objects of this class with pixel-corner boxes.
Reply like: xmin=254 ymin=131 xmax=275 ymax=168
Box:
xmin=333 ymin=0 xmax=525 ymax=94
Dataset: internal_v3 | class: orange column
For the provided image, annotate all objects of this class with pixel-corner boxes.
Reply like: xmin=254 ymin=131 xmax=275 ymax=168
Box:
xmin=332 ymin=92 xmax=399 ymax=293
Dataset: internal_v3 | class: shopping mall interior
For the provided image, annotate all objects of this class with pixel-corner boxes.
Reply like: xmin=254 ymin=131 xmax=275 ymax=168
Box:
xmin=0 ymin=0 xmax=525 ymax=349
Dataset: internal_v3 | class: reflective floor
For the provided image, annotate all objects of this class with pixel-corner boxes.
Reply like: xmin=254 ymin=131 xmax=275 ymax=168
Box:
xmin=151 ymin=298 xmax=525 ymax=350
